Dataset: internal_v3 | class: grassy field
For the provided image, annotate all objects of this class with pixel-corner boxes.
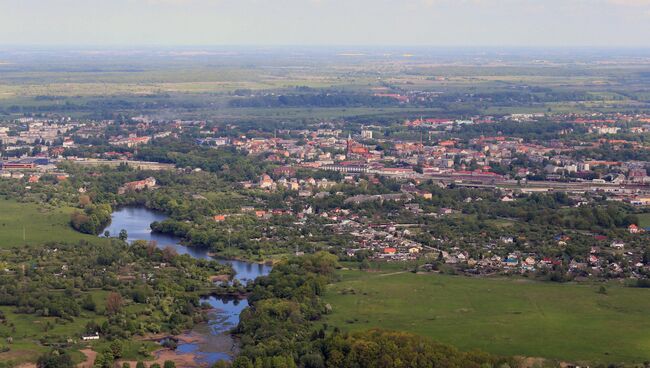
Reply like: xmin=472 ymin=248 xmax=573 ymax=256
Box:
xmin=0 ymin=199 xmax=101 ymax=248
xmin=638 ymin=213 xmax=650 ymax=228
xmin=324 ymin=269 xmax=650 ymax=364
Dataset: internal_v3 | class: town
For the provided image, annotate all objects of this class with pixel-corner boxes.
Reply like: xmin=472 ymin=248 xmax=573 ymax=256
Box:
xmin=2 ymin=111 xmax=649 ymax=283
xmin=7 ymin=0 xmax=650 ymax=363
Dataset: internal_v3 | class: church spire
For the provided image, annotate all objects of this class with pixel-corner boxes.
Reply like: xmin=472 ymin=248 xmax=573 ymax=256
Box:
xmin=347 ymin=133 xmax=353 ymax=154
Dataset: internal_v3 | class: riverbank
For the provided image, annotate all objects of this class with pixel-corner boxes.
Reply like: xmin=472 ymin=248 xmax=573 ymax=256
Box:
xmin=207 ymin=252 xmax=278 ymax=266
xmin=115 ymin=332 xmax=233 ymax=368
xmin=99 ymin=206 xmax=271 ymax=366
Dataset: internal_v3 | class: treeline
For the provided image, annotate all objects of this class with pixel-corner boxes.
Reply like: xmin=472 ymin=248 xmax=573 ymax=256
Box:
xmin=454 ymin=120 xmax=583 ymax=141
xmin=406 ymin=183 xmax=639 ymax=232
xmin=135 ymin=142 xmax=268 ymax=181
xmin=230 ymin=253 xmax=513 ymax=368
xmin=229 ymin=93 xmax=400 ymax=108
xmin=227 ymin=89 xmax=596 ymax=111
xmin=314 ymin=329 xmax=513 ymax=368
xmin=572 ymin=145 xmax=650 ymax=162
xmin=1 ymin=95 xmax=204 ymax=116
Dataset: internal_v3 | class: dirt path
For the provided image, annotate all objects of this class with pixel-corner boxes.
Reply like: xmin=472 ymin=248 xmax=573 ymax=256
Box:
xmin=15 ymin=364 xmax=37 ymax=368
xmin=377 ymin=271 xmax=408 ymax=277
xmin=77 ymin=349 xmax=97 ymax=368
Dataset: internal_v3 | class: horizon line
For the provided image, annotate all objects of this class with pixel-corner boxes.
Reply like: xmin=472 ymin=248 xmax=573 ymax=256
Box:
xmin=2 ymin=44 xmax=650 ymax=50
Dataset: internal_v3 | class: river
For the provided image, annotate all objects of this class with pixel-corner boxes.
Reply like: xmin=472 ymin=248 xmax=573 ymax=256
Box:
xmin=101 ymin=206 xmax=271 ymax=365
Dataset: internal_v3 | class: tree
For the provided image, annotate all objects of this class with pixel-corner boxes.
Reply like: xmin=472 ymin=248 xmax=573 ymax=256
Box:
xmin=79 ymin=194 xmax=92 ymax=207
xmin=232 ymin=357 xmax=253 ymax=368
xmin=82 ymin=294 xmax=96 ymax=312
xmin=162 ymin=246 xmax=178 ymax=262
xmin=110 ymin=340 xmax=123 ymax=359
xmin=163 ymin=361 xmax=176 ymax=368
xmin=122 ymin=363 xmax=131 ymax=368
xmin=94 ymin=351 xmax=114 ymax=368
xmin=106 ymin=292 xmax=123 ymax=315
xmin=359 ymin=259 xmax=370 ymax=271
xmin=36 ymin=350 xmax=74 ymax=368
xmin=136 ymin=362 xmax=145 ymax=368
xmin=119 ymin=229 xmax=129 ymax=242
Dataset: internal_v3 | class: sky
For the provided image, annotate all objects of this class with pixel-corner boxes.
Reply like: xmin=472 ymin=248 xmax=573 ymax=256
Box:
xmin=1 ymin=0 xmax=650 ymax=47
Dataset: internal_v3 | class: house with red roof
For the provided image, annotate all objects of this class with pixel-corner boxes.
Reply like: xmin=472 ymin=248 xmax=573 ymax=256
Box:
xmin=628 ymin=224 xmax=641 ymax=234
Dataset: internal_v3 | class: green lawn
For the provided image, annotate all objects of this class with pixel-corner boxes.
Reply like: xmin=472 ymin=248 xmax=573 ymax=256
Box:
xmin=0 ymin=199 xmax=101 ymax=247
xmin=638 ymin=213 xmax=650 ymax=229
xmin=324 ymin=270 xmax=650 ymax=364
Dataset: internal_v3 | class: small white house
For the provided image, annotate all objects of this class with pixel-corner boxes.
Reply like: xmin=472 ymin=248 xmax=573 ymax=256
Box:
xmin=610 ymin=240 xmax=625 ymax=249
xmin=81 ymin=332 xmax=100 ymax=341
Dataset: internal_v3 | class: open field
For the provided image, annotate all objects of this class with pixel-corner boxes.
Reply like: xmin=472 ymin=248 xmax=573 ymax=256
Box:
xmin=638 ymin=213 xmax=650 ymax=228
xmin=2 ymin=52 xmax=649 ymax=118
xmin=0 ymin=199 xmax=101 ymax=247
xmin=324 ymin=269 xmax=650 ymax=364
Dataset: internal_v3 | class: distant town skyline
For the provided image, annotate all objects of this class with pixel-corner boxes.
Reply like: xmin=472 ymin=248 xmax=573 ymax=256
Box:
xmin=1 ymin=0 xmax=650 ymax=47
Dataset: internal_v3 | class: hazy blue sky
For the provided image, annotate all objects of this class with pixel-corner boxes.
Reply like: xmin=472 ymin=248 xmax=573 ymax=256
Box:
xmin=1 ymin=0 xmax=650 ymax=47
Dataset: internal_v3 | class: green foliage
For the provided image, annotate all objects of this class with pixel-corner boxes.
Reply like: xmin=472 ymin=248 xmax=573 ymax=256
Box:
xmin=235 ymin=253 xmax=338 ymax=364
xmin=136 ymin=143 xmax=269 ymax=182
xmin=36 ymin=350 xmax=74 ymax=368
xmin=71 ymin=203 xmax=113 ymax=235
xmin=235 ymin=253 xmax=513 ymax=367
xmin=0 ymin=239 xmax=230 ymax=354
xmin=110 ymin=340 xmax=124 ymax=359
xmin=320 ymin=329 xmax=511 ymax=368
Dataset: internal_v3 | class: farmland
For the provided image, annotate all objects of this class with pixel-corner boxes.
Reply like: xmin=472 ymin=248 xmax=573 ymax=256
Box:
xmin=323 ymin=269 xmax=650 ymax=364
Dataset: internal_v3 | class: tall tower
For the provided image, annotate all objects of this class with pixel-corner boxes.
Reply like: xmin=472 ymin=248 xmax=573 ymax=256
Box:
xmin=347 ymin=133 xmax=353 ymax=154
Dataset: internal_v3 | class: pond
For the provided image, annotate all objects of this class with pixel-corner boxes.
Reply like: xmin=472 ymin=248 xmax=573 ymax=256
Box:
xmin=101 ymin=206 xmax=271 ymax=364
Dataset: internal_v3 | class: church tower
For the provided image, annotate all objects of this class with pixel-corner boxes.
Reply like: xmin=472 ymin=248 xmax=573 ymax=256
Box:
xmin=347 ymin=133 xmax=353 ymax=154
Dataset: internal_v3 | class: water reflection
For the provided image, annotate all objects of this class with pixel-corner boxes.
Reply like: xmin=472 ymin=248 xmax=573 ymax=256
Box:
xmin=102 ymin=207 xmax=272 ymax=282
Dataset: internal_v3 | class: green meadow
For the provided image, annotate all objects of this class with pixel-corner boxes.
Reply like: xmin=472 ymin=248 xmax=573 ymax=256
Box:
xmin=638 ymin=213 xmax=650 ymax=228
xmin=0 ymin=199 xmax=102 ymax=248
xmin=324 ymin=269 xmax=650 ymax=364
